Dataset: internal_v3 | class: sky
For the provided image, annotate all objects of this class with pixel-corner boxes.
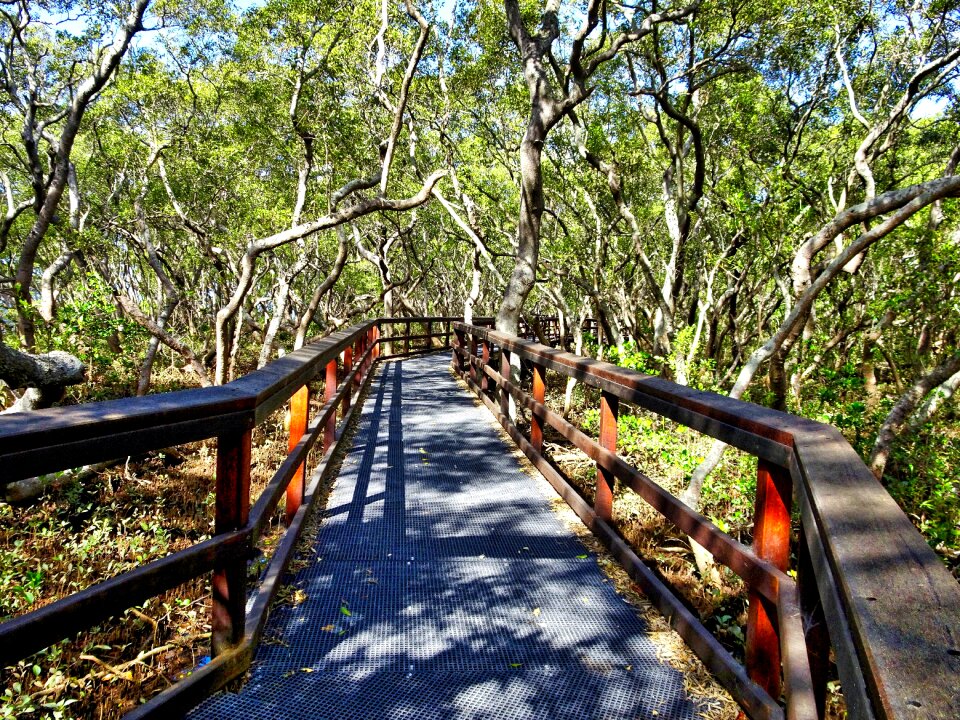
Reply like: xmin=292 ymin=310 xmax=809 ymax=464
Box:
xmin=32 ymin=0 xmax=954 ymax=121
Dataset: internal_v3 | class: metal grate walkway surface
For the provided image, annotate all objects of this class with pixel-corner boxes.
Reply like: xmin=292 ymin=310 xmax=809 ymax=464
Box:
xmin=189 ymin=353 xmax=701 ymax=719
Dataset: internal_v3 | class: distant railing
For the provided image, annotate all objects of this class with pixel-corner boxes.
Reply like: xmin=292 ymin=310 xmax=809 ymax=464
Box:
xmin=451 ymin=322 xmax=960 ymax=720
xmin=0 ymin=317 xmax=466 ymax=718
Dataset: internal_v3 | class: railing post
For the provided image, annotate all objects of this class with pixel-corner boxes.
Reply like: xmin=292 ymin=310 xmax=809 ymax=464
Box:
xmin=746 ymin=459 xmax=792 ymax=700
xmin=211 ymin=427 xmax=252 ymax=657
xmin=481 ymin=340 xmax=490 ymax=393
xmin=445 ymin=320 xmax=451 ymax=348
xmin=285 ymin=385 xmax=309 ymax=525
xmin=499 ymin=348 xmax=510 ymax=417
xmin=453 ymin=327 xmax=466 ymax=374
xmin=404 ymin=320 xmax=410 ymax=356
xmin=531 ymin=363 xmax=546 ymax=454
xmin=595 ymin=391 xmax=618 ymax=522
xmin=324 ymin=358 xmax=337 ymax=452
xmin=353 ymin=335 xmax=362 ymax=391
xmin=426 ymin=321 xmax=432 ymax=350
xmin=342 ymin=346 xmax=353 ymax=418
xmin=373 ymin=324 xmax=380 ymax=360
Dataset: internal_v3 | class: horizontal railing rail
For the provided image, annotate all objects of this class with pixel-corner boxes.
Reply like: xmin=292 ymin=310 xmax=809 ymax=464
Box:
xmin=451 ymin=322 xmax=960 ymax=720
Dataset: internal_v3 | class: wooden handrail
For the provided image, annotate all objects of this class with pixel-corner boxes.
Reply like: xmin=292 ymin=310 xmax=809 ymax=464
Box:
xmin=0 ymin=321 xmax=378 ymax=482
xmin=452 ymin=321 xmax=960 ymax=720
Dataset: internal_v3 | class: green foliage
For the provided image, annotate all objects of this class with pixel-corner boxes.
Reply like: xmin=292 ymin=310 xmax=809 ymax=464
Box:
xmin=886 ymin=425 xmax=960 ymax=564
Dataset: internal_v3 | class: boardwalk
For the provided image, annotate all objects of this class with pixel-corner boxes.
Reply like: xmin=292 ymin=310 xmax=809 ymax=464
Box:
xmin=190 ymin=353 xmax=699 ymax=719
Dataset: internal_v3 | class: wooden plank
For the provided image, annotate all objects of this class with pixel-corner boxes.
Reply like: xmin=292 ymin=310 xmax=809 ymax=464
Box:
xmin=0 ymin=321 xmax=378 ymax=485
xmin=1 ymin=409 xmax=253 ymax=482
xmin=777 ymin=583 xmax=819 ymax=720
xmin=342 ymin=345 xmax=353 ymax=418
xmin=798 ymin=526 xmax=830 ymax=719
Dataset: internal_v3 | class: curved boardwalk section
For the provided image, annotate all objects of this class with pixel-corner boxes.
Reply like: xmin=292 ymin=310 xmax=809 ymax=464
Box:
xmin=190 ymin=353 xmax=700 ymax=719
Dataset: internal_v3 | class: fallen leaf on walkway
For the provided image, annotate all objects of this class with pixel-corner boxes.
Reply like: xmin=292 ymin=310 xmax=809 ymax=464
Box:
xmin=532 ymin=608 xmax=541 ymax=617
xmin=576 ymin=554 xmax=588 ymax=559
xmin=321 ymin=624 xmax=336 ymax=632
xmin=340 ymin=605 xmax=352 ymax=617
xmin=509 ymin=663 xmax=522 ymax=668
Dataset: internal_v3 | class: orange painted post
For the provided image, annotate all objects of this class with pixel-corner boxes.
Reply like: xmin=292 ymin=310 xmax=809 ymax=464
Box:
xmin=531 ymin=363 xmax=546 ymax=454
xmin=595 ymin=391 xmax=618 ymax=522
xmin=746 ymin=459 xmax=792 ymax=700
xmin=342 ymin=347 xmax=353 ymax=418
xmin=373 ymin=325 xmax=380 ymax=360
xmin=285 ymin=384 xmax=310 ymax=525
xmin=211 ymin=428 xmax=252 ymax=657
xmin=324 ymin=358 xmax=337 ymax=452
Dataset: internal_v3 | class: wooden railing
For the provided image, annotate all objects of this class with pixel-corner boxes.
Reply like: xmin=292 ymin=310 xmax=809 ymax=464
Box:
xmin=0 ymin=317 xmax=464 ymax=718
xmin=2 ymin=317 xmax=957 ymax=719
xmin=518 ymin=315 xmax=599 ymax=345
xmin=451 ymin=322 xmax=960 ymax=720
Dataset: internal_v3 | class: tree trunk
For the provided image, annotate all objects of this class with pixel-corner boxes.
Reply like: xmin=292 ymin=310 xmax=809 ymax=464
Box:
xmin=496 ymin=123 xmax=544 ymax=335
xmin=0 ymin=344 xmax=86 ymax=412
xmin=868 ymin=353 xmax=960 ymax=479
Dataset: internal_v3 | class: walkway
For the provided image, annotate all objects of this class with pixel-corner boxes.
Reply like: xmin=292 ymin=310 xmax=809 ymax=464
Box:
xmin=189 ymin=353 xmax=699 ymax=719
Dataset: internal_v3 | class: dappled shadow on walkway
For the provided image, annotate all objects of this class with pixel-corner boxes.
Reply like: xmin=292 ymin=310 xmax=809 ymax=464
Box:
xmin=189 ymin=354 xmax=700 ymax=719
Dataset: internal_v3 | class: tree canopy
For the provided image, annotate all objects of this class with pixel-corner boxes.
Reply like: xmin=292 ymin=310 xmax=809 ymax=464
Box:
xmin=1 ymin=0 xmax=959 ymax=535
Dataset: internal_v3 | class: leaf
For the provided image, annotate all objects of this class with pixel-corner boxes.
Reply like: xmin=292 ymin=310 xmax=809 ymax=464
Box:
xmin=321 ymin=624 xmax=335 ymax=632
xmin=300 ymin=667 xmax=314 ymax=673
xmin=576 ymin=554 xmax=588 ymax=559
xmin=509 ymin=663 xmax=522 ymax=668
xmin=532 ymin=607 xmax=541 ymax=617
xmin=340 ymin=605 xmax=352 ymax=617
